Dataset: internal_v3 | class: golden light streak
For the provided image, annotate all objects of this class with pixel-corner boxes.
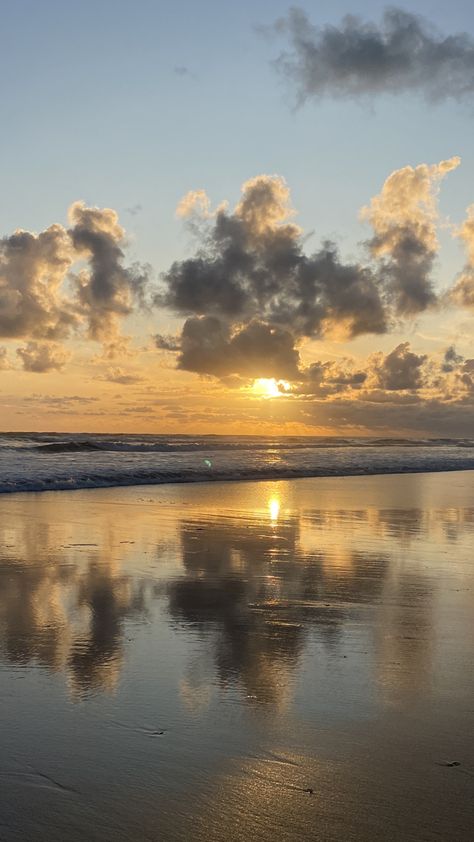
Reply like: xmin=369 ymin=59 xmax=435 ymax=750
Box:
xmin=268 ymin=496 xmax=280 ymax=522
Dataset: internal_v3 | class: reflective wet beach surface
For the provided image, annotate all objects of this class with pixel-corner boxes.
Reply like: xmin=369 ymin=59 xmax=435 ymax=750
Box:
xmin=1 ymin=472 xmax=474 ymax=840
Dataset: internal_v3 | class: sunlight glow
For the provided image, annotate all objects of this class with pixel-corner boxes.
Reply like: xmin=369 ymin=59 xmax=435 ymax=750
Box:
xmin=268 ymin=496 xmax=280 ymax=522
xmin=252 ymin=378 xmax=290 ymax=398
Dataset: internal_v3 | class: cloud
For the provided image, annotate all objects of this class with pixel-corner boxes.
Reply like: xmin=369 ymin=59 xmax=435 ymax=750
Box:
xmin=0 ymin=166 xmax=469 ymax=391
xmin=177 ymin=316 xmax=301 ymax=380
xmin=362 ymin=157 xmax=460 ymax=315
xmin=370 ymin=342 xmax=427 ymax=390
xmin=297 ymin=393 xmax=474 ymax=437
xmin=299 ymin=358 xmax=367 ymax=396
xmin=16 ymin=341 xmax=71 ymax=373
xmin=442 ymin=345 xmax=464 ymax=372
xmin=154 ymin=334 xmax=181 ymax=352
xmin=68 ymin=202 xmax=150 ymax=350
xmin=97 ymin=367 xmax=146 ymax=385
xmin=297 ymin=342 xmax=428 ymax=397
xmin=174 ymin=65 xmax=197 ymax=79
xmin=288 ymin=342 xmax=474 ymax=435
xmin=159 ymin=161 xmax=461 ymax=381
xmin=0 ymin=346 xmax=10 ymax=370
xmin=160 ymin=174 xmax=388 ymax=348
xmin=0 ymin=224 xmax=76 ymax=339
xmin=125 ymin=204 xmax=143 ymax=217
xmin=271 ymin=7 xmax=474 ymax=104
xmin=0 ymin=202 xmax=151 ymax=368
xmin=450 ymin=204 xmax=474 ymax=310
xmin=176 ymin=189 xmax=213 ymax=220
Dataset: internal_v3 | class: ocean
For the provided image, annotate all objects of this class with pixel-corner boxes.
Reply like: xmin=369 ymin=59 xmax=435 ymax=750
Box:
xmin=1 ymin=432 xmax=474 ymax=493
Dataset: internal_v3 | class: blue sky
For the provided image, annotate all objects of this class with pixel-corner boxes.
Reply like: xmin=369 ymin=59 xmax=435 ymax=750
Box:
xmin=1 ymin=0 xmax=473 ymax=279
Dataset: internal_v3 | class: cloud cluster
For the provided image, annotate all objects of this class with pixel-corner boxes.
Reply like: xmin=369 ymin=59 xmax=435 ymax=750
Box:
xmin=0 ymin=202 xmax=149 ymax=366
xmin=0 ymin=159 xmax=472 ymax=387
xmin=298 ymin=342 xmax=429 ymax=397
xmin=271 ymin=7 xmax=474 ymax=104
xmin=161 ymin=175 xmax=387 ymax=343
xmin=159 ymin=161 xmax=460 ymax=381
xmin=299 ymin=341 xmax=474 ymax=401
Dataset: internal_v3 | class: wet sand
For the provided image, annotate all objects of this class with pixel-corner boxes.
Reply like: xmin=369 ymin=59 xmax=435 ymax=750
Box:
xmin=0 ymin=471 xmax=474 ymax=841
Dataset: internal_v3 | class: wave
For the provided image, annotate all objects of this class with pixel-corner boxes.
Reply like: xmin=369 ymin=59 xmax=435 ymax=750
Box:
xmin=2 ymin=456 xmax=474 ymax=494
xmin=15 ymin=435 xmax=474 ymax=454
xmin=32 ymin=440 xmax=106 ymax=453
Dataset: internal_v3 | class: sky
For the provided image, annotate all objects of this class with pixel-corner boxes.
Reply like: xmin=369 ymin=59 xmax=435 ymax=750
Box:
xmin=2 ymin=0 xmax=474 ymax=435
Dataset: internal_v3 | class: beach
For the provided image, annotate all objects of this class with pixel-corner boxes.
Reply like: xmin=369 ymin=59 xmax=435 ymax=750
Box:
xmin=1 ymin=471 xmax=474 ymax=841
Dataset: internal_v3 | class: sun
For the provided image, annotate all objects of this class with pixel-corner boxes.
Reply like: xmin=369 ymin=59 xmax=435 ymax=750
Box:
xmin=252 ymin=378 xmax=290 ymax=398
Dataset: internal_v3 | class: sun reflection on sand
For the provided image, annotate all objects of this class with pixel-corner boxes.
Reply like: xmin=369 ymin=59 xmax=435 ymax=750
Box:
xmin=268 ymin=496 xmax=280 ymax=522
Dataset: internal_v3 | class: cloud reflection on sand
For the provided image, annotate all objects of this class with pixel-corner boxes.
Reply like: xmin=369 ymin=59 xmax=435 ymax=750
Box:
xmin=0 ymin=515 xmax=149 ymax=698
xmin=0 ymin=476 xmax=472 ymax=709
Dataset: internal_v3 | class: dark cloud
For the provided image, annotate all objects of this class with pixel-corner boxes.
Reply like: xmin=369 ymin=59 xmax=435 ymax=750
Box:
xmin=442 ymin=345 xmax=464 ymax=373
xmin=159 ymin=175 xmax=388 ymax=362
xmin=272 ymin=7 xmax=474 ymax=104
xmin=373 ymin=342 xmax=426 ymax=391
xmin=371 ymin=227 xmax=437 ymax=316
xmin=154 ymin=333 xmax=181 ymax=352
xmin=69 ymin=202 xmax=150 ymax=348
xmin=300 ymin=359 xmax=367 ymax=396
xmin=177 ymin=316 xmax=301 ymax=380
xmin=16 ymin=341 xmax=71 ymax=373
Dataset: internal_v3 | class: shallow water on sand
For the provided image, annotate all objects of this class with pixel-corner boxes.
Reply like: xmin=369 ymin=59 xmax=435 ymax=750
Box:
xmin=1 ymin=472 xmax=474 ymax=841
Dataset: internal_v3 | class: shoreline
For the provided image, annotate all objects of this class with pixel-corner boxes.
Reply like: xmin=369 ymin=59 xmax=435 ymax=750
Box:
xmin=2 ymin=463 xmax=474 ymax=496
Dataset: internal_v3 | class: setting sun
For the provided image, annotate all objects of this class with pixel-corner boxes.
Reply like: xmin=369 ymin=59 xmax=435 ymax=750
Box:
xmin=251 ymin=378 xmax=291 ymax=398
